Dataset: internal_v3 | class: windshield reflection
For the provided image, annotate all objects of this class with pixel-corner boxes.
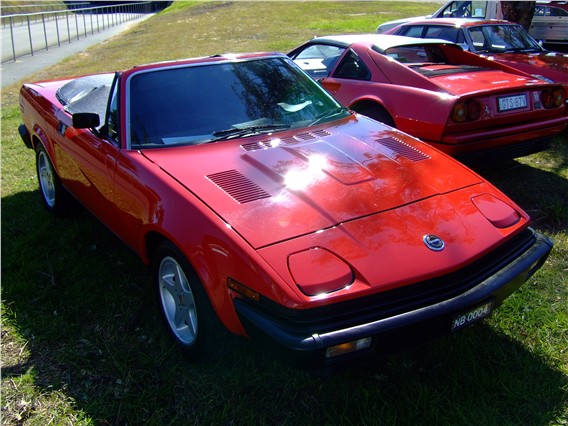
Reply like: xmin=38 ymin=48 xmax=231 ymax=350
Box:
xmin=128 ymin=57 xmax=345 ymax=148
xmin=467 ymin=24 xmax=543 ymax=53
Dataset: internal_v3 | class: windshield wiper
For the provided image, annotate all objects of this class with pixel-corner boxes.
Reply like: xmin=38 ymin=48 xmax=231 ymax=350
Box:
xmin=506 ymin=47 xmax=542 ymax=53
xmin=211 ymin=124 xmax=290 ymax=141
xmin=308 ymin=107 xmax=349 ymax=127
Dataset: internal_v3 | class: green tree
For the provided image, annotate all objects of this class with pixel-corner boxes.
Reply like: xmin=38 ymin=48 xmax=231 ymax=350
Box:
xmin=500 ymin=1 xmax=536 ymax=30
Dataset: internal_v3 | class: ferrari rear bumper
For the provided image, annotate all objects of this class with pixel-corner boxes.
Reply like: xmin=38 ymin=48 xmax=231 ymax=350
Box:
xmin=434 ymin=115 xmax=567 ymax=161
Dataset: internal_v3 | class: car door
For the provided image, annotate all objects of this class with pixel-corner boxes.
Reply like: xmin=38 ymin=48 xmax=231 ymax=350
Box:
xmin=54 ymin=75 xmax=121 ymax=227
xmin=291 ymin=42 xmax=395 ymax=119
xmin=317 ymin=48 xmax=375 ymax=106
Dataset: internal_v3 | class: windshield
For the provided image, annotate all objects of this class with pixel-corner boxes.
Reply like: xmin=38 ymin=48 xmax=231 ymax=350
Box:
xmin=467 ymin=24 xmax=544 ymax=54
xmin=128 ymin=57 xmax=345 ymax=147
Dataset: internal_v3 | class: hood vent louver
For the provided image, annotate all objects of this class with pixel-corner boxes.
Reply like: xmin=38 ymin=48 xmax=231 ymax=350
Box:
xmin=207 ymin=170 xmax=271 ymax=204
xmin=241 ymin=130 xmax=331 ymax=152
xmin=376 ymin=137 xmax=430 ymax=162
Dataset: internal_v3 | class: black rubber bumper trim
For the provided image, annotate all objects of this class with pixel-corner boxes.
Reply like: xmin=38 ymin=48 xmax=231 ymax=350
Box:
xmin=235 ymin=231 xmax=553 ymax=355
xmin=19 ymin=124 xmax=33 ymax=149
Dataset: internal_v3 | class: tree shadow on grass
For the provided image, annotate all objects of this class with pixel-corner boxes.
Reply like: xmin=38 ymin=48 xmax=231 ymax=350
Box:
xmin=470 ymin=135 xmax=568 ymax=233
xmin=1 ymin=188 xmax=566 ymax=425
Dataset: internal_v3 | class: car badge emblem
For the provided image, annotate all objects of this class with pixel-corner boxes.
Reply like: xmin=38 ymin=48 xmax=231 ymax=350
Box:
xmin=423 ymin=234 xmax=445 ymax=251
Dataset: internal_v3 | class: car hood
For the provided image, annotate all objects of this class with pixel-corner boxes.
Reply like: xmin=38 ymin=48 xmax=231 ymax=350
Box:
xmin=490 ymin=51 xmax=568 ymax=84
xmin=142 ymin=116 xmax=482 ymax=249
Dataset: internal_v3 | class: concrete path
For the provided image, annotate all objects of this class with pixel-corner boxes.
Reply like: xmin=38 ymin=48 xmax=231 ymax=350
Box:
xmin=1 ymin=14 xmax=153 ymax=88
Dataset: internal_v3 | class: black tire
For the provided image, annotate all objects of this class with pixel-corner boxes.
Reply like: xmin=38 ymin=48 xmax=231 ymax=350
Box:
xmin=357 ymin=106 xmax=396 ymax=128
xmin=154 ymin=241 xmax=230 ymax=361
xmin=35 ymin=143 xmax=71 ymax=214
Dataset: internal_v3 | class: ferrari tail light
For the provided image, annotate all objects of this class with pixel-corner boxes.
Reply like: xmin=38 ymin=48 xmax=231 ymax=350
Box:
xmin=451 ymin=99 xmax=481 ymax=123
xmin=451 ymin=103 xmax=468 ymax=123
xmin=540 ymin=88 xmax=565 ymax=109
xmin=466 ymin=100 xmax=481 ymax=121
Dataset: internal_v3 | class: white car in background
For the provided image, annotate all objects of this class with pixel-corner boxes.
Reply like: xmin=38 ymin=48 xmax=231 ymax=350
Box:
xmin=377 ymin=1 xmax=567 ymax=47
xmin=530 ymin=2 xmax=568 ymax=45
xmin=376 ymin=1 xmax=501 ymax=34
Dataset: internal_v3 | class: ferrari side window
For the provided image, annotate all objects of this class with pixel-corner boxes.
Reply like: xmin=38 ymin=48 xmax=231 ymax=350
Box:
xmin=333 ymin=50 xmax=371 ymax=81
xmin=293 ymin=44 xmax=345 ymax=79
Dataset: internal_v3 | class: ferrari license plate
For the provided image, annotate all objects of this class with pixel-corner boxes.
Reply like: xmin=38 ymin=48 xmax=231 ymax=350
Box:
xmin=497 ymin=94 xmax=527 ymax=112
xmin=451 ymin=301 xmax=493 ymax=332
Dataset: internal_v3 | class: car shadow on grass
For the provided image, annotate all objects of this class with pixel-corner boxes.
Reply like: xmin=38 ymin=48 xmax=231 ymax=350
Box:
xmin=1 ymin=186 xmax=566 ymax=424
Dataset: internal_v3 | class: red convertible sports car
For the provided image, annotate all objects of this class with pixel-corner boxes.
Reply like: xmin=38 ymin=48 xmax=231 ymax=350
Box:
xmin=19 ymin=53 xmax=553 ymax=370
xmin=386 ymin=19 xmax=568 ymax=98
xmin=288 ymin=34 xmax=567 ymax=163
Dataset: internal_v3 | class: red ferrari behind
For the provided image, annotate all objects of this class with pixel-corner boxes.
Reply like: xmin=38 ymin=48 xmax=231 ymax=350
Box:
xmin=289 ymin=34 xmax=567 ymax=163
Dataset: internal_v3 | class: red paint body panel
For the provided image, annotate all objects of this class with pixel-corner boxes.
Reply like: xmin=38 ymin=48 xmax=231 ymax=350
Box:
xmin=141 ymin=116 xmax=481 ymax=249
xmin=18 ymin=53 xmax=554 ymax=367
xmin=289 ymin=35 xmax=567 ymax=159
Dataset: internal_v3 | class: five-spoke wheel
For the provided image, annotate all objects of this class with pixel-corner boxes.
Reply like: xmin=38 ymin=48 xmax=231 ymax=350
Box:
xmin=35 ymin=144 xmax=70 ymax=214
xmin=154 ymin=242 xmax=230 ymax=361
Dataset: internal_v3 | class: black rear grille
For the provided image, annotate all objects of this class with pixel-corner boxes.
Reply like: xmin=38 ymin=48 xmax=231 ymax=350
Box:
xmin=412 ymin=65 xmax=493 ymax=78
xmin=248 ymin=228 xmax=536 ymax=334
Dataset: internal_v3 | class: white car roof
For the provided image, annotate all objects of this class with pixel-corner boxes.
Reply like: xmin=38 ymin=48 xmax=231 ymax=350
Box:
xmin=309 ymin=34 xmax=457 ymax=52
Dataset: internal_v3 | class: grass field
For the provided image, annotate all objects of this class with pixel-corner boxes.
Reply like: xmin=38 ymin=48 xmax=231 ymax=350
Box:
xmin=1 ymin=2 xmax=567 ymax=424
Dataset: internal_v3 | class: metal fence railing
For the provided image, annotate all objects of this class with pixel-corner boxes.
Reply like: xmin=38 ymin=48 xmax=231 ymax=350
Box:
xmin=1 ymin=2 xmax=156 ymax=63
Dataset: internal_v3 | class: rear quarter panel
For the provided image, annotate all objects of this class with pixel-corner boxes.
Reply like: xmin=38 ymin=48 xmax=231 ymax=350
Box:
xmin=19 ymin=82 xmax=64 ymax=161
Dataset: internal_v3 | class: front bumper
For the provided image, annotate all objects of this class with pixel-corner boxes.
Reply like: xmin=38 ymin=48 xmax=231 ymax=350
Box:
xmin=235 ymin=228 xmax=553 ymax=370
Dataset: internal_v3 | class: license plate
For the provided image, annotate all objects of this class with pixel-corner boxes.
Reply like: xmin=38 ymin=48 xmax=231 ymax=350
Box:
xmin=498 ymin=94 xmax=527 ymax=112
xmin=451 ymin=301 xmax=493 ymax=332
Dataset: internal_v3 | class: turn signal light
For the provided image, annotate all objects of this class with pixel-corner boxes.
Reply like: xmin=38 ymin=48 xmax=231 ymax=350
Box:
xmin=540 ymin=88 xmax=565 ymax=109
xmin=325 ymin=337 xmax=372 ymax=358
xmin=227 ymin=278 xmax=260 ymax=301
xmin=451 ymin=99 xmax=481 ymax=123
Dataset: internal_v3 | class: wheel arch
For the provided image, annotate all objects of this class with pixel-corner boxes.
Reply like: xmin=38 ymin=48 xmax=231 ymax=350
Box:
xmin=349 ymin=98 xmax=396 ymax=127
xmin=31 ymin=134 xmax=42 ymax=150
xmin=142 ymin=228 xmax=248 ymax=337
xmin=31 ymin=126 xmax=58 ymax=168
xmin=143 ymin=230 xmax=168 ymax=266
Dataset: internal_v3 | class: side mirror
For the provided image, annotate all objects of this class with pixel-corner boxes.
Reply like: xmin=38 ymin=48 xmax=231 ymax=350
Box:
xmin=72 ymin=112 xmax=100 ymax=129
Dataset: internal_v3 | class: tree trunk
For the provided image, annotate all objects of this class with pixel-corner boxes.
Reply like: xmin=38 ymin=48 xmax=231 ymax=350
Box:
xmin=500 ymin=1 xmax=536 ymax=31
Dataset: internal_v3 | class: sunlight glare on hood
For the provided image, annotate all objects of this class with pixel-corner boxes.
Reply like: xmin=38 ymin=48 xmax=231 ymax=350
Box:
xmin=284 ymin=154 xmax=329 ymax=191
